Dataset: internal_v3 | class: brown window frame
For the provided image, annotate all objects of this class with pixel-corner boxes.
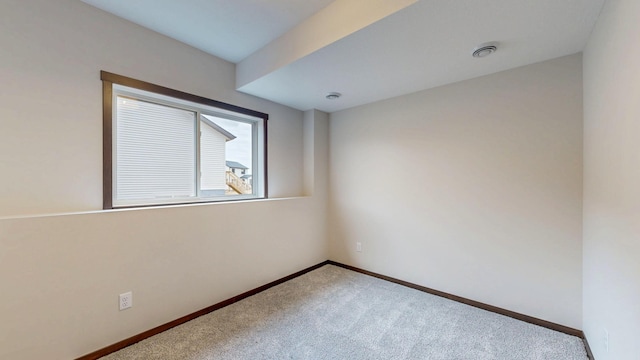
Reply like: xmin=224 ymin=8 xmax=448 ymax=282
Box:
xmin=101 ymin=71 xmax=268 ymax=209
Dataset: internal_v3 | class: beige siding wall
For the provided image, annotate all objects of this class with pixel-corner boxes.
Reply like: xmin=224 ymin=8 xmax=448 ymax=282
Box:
xmin=200 ymin=124 xmax=227 ymax=192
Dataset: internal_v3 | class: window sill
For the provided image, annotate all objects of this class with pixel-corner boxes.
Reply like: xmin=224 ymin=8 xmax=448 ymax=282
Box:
xmin=0 ymin=196 xmax=310 ymax=221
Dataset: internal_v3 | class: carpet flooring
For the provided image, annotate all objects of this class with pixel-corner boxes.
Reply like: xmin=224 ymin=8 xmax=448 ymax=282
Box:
xmin=101 ymin=265 xmax=588 ymax=359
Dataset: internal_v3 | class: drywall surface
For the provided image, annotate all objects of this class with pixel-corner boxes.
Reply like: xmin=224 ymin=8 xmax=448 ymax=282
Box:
xmin=329 ymin=55 xmax=584 ymax=328
xmin=303 ymin=110 xmax=330 ymax=198
xmin=0 ymin=0 xmax=303 ymax=218
xmin=583 ymin=0 xmax=640 ymax=358
xmin=0 ymin=1 xmax=327 ymax=358
xmin=0 ymin=198 xmax=327 ymax=359
xmin=303 ymin=110 xmax=331 ymax=254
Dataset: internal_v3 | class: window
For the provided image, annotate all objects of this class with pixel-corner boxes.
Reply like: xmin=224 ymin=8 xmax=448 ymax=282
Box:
xmin=101 ymin=71 xmax=267 ymax=209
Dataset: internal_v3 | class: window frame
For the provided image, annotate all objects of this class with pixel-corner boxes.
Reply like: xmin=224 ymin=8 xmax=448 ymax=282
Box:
xmin=101 ymin=71 xmax=268 ymax=209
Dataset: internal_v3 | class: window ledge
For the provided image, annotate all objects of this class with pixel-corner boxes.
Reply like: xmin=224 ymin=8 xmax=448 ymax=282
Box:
xmin=0 ymin=196 xmax=311 ymax=221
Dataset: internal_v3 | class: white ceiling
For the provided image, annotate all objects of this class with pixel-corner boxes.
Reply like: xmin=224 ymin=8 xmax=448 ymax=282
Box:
xmin=82 ymin=0 xmax=336 ymax=63
xmin=82 ymin=0 xmax=605 ymax=113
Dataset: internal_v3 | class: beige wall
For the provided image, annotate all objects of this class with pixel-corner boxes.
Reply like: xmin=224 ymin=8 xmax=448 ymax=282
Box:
xmin=0 ymin=0 xmax=304 ymax=217
xmin=329 ymin=54 xmax=584 ymax=328
xmin=5 ymin=0 xmax=640 ymax=358
xmin=0 ymin=1 xmax=327 ymax=359
xmin=0 ymin=199 xmax=327 ymax=359
xmin=583 ymin=0 xmax=640 ymax=358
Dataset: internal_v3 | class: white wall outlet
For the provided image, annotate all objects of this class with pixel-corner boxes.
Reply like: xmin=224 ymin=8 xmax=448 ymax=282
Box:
xmin=356 ymin=242 xmax=362 ymax=252
xmin=603 ymin=328 xmax=609 ymax=352
xmin=119 ymin=291 xmax=133 ymax=311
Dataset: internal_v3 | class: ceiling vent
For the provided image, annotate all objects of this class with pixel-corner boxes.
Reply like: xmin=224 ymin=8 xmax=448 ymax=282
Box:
xmin=472 ymin=42 xmax=498 ymax=58
xmin=326 ymin=92 xmax=342 ymax=100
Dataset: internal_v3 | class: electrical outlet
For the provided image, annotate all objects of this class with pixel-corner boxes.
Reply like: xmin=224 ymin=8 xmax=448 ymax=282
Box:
xmin=603 ymin=328 xmax=609 ymax=352
xmin=356 ymin=242 xmax=362 ymax=252
xmin=119 ymin=291 xmax=133 ymax=311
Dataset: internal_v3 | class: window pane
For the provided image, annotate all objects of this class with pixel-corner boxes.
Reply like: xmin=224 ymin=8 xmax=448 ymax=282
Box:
xmin=115 ymin=97 xmax=196 ymax=202
xmin=201 ymin=115 xmax=254 ymax=196
xmin=200 ymin=116 xmax=231 ymax=196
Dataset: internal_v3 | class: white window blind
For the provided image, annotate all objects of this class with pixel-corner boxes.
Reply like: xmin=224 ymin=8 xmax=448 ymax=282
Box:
xmin=115 ymin=96 xmax=196 ymax=203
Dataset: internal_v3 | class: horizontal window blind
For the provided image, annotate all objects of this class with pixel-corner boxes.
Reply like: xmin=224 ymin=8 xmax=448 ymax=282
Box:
xmin=115 ymin=97 xmax=196 ymax=202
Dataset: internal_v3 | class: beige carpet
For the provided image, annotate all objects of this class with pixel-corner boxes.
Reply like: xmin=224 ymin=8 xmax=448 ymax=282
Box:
xmin=101 ymin=265 xmax=588 ymax=359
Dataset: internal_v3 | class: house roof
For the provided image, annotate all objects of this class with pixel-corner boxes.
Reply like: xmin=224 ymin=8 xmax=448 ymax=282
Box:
xmin=226 ymin=161 xmax=248 ymax=170
xmin=200 ymin=115 xmax=236 ymax=141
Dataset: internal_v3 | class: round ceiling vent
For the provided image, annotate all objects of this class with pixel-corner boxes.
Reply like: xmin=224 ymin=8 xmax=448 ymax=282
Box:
xmin=326 ymin=92 xmax=342 ymax=100
xmin=472 ymin=42 xmax=498 ymax=58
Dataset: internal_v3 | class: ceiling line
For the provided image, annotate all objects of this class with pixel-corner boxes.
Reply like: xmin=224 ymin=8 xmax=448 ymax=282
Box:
xmin=236 ymin=0 xmax=418 ymax=90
